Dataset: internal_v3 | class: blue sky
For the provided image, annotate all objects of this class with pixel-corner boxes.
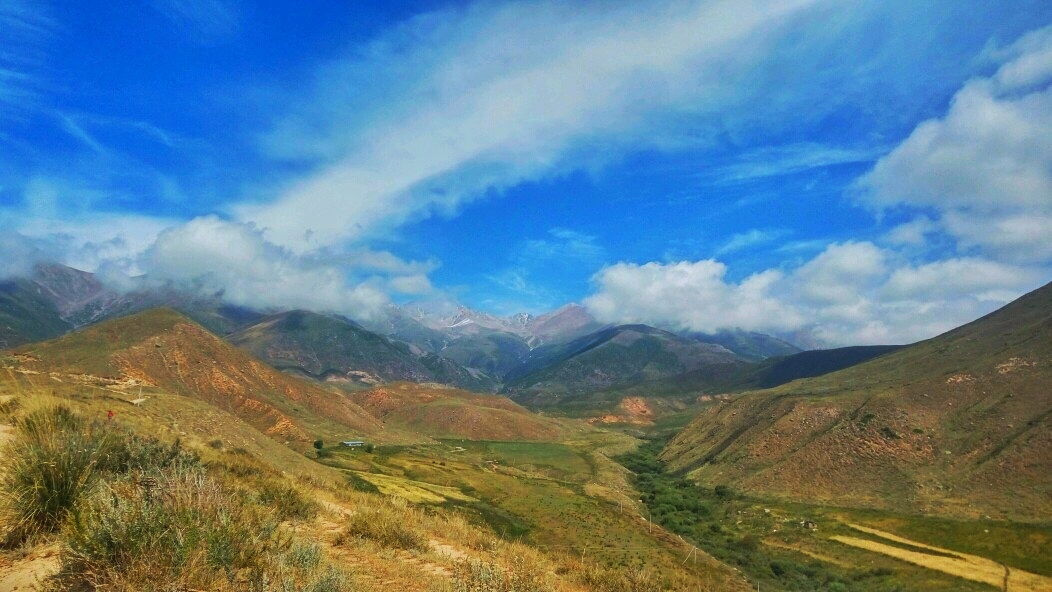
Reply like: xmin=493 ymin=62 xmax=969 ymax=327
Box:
xmin=2 ymin=0 xmax=1052 ymax=346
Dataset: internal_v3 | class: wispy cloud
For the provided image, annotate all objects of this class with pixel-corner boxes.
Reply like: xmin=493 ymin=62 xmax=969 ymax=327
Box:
xmin=152 ymin=0 xmax=238 ymax=42
xmin=717 ymin=229 xmax=787 ymax=255
xmin=245 ymin=0 xmax=826 ymax=253
xmin=56 ymin=113 xmax=106 ymax=154
xmin=484 ymin=228 xmax=607 ymax=312
xmin=0 ymin=0 xmax=54 ymax=117
xmin=711 ymin=143 xmax=880 ymax=184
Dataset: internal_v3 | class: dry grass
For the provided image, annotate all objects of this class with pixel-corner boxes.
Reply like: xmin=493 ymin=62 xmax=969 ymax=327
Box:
xmin=0 ymin=373 xmax=742 ymax=592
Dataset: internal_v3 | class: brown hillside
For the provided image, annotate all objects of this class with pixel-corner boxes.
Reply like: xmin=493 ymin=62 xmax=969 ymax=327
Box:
xmin=662 ymin=281 xmax=1052 ymax=521
xmin=349 ymin=382 xmax=565 ymax=441
xmin=4 ymin=308 xmax=393 ymax=447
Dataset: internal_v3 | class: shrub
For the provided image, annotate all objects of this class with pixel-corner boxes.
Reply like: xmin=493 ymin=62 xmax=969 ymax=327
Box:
xmin=576 ymin=564 xmax=660 ymax=592
xmin=0 ymin=405 xmax=118 ymax=546
xmin=60 ymin=468 xmax=292 ymax=590
xmin=337 ymin=497 xmax=427 ymax=551
xmin=451 ymin=556 xmax=554 ymax=592
xmin=256 ymin=479 xmax=319 ymax=521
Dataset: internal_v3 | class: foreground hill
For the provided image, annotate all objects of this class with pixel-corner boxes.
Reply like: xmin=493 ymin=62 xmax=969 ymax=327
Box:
xmin=663 ymin=281 xmax=1052 ymax=521
xmin=228 ymin=310 xmax=495 ymax=391
xmin=3 ymin=308 xmax=397 ymax=448
xmin=347 ymin=382 xmax=565 ymax=441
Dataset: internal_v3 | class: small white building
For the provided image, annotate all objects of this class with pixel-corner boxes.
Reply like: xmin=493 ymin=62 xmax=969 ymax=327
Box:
xmin=340 ymin=440 xmax=365 ymax=447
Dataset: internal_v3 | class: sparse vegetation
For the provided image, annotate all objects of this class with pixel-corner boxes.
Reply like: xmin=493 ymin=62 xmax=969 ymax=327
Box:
xmin=451 ymin=555 xmax=553 ymax=592
xmin=337 ymin=496 xmax=428 ymax=551
xmin=0 ymin=400 xmax=349 ymax=590
xmin=617 ymin=437 xmax=1008 ymax=591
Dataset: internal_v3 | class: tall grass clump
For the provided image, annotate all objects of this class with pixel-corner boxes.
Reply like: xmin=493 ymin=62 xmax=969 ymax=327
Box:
xmin=255 ymin=479 xmax=319 ymax=522
xmin=0 ymin=404 xmax=201 ymax=548
xmin=336 ymin=496 xmax=428 ymax=551
xmin=58 ymin=467 xmax=351 ymax=591
xmin=60 ymin=468 xmax=275 ymax=590
xmin=0 ymin=405 xmax=117 ymax=546
xmin=450 ymin=556 xmax=554 ymax=592
xmin=574 ymin=564 xmax=661 ymax=592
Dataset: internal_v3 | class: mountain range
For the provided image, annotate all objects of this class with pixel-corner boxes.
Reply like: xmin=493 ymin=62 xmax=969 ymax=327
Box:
xmin=0 ymin=263 xmax=808 ymax=405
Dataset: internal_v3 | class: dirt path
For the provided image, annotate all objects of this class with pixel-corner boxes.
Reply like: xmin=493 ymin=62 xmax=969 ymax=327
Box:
xmin=0 ymin=546 xmax=60 ymax=591
xmin=831 ymin=524 xmax=1052 ymax=592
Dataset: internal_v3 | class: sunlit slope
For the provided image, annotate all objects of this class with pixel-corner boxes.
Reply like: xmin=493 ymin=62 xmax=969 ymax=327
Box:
xmin=663 ymin=281 xmax=1052 ymax=521
xmin=347 ymin=382 xmax=565 ymax=441
xmin=3 ymin=308 xmax=414 ymax=448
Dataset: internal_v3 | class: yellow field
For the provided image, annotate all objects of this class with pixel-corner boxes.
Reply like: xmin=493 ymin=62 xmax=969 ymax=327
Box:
xmin=832 ymin=524 xmax=1052 ymax=591
xmin=357 ymin=472 xmax=478 ymax=504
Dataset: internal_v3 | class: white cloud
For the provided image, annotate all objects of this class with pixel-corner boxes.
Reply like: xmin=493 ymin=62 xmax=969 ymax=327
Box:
xmin=882 ymin=258 xmax=1035 ymax=301
xmin=585 ymin=259 xmax=805 ymax=335
xmin=138 ymin=216 xmax=435 ymax=319
xmin=793 ymin=242 xmax=886 ymax=305
xmin=860 ymin=24 xmax=1052 ymax=264
xmin=585 ymin=242 xmax=1045 ymax=347
xmin=244 ymin=0 xmax=823 ymax=253
xmin=884 ymin=217 xmax=937 ymax=246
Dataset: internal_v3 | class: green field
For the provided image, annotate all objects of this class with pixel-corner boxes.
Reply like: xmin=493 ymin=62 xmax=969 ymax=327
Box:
xmin=315 ymin=431 xmax=745 ymax=590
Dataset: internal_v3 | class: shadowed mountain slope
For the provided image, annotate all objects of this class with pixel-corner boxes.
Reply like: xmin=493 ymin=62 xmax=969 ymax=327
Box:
xmin=228 ymin=310 xmax=495 ymax=391
xmin=662 ymin=281 xmax=1052 ymax=521
xmin=681 ymin=329 xmax=801 ymax=361
xmin=0 ymin=278 xmax=73 ymax=349
xmin=347 ymin=382 xmax=565 ymax=441
xmin=751 ymin=345 xmax=905 ymax=388
xmin=3 ymin=308 xmax=405 ymax=448
xmin=503 ymin=324 xmax=741 ymax=409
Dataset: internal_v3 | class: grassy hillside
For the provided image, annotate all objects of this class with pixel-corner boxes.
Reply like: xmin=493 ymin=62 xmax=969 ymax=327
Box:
xmin=0 ymin=352 xmax=751 ymax=590
xmin=663 ymin=281 xmax=1052 ymax=521
xmin=2 ymin=308 xmax=408 ymax=449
